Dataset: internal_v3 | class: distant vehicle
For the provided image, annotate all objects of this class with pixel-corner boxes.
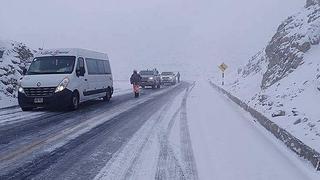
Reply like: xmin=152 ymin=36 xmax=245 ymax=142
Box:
xmin=18 ymin=48 xmax=113 ymax=111
xmin=139 ymin=69 xmax=161 ymax=89
xmin=161 ymin=72 xmax=176 ymax=85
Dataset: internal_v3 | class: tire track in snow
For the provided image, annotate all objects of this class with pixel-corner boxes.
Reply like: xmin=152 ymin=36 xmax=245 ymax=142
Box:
xmin=0 ymin=108 xmax=22 ymax=116
xmin=94 ymin=99 xmax=174 ymax=180
xmin=155 ymin=107 xmax=185 ymax=180
xmin=179 ymin=82 xmax=198 ymax=180
xmin=122 ymin=94 xmax=181 ymax=179
xmin=0 ymin=112 xmax=57 ymax=127
xmin=155 ymin=82 xmax=197 ymax=180
xmin=94 ymin=84 xmax=190 ymax=180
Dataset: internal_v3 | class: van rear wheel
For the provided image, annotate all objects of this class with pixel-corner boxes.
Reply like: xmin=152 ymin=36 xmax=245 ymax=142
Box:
xmin=103 ymin=90 xmax=111 ymax=102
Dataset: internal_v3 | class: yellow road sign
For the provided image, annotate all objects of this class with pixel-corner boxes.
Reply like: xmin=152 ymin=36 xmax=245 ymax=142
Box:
xmin=218 ymin=63 xmax=228 ymax=72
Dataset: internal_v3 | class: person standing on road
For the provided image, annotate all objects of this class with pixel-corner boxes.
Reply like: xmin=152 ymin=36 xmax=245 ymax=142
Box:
xmin=130 ymin=70 xmax=142 ymax=98
xmin=177 ymin=72 xmax=181 ymax=83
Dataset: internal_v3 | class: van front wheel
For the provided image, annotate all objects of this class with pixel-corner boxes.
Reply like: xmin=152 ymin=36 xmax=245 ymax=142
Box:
xmin=69 ymin=93 xmax=79 ymax=110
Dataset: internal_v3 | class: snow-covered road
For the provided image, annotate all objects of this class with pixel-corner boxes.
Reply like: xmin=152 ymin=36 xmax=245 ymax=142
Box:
xmin=0 ymin=83 xmax=190 ymax=179
xmin=188 ymin=79 xmax=319 ymax=180
xmin=0 ymin=80 xmax=319 ymax=180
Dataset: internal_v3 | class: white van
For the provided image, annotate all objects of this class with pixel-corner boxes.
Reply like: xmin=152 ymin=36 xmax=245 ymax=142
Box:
xmin=18 ymin=48 xmax=113 ymax=111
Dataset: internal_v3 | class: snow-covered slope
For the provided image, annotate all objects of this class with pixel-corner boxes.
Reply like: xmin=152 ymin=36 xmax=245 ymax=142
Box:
xmin=0 ymin=40 xmax=34 ymax=107
xmin=222 ymin=1 xmax=320 ymax=151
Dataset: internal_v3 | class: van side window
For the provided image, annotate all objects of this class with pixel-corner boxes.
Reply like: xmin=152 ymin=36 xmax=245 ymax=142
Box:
xmin=104 ymin=61 xmax=112 ymax=74
xmin=86 ymin=59 xmax=99 ymax=74
xmin=97 ymin=60 xmax=106 ymax=74
xmin=86 ymin=58 xmax=111 ymax=75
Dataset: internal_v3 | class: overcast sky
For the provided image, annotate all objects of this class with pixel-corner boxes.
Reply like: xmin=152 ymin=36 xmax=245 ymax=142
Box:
xmin=0 ymin=0 xmax=304 ymax=79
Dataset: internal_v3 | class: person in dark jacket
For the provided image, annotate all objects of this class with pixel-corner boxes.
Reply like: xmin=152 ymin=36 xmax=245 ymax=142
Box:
xmin=177 ymin=72 xmax=181 ymax=83
xmin=130 ymin=70 xmax=142 ymax=98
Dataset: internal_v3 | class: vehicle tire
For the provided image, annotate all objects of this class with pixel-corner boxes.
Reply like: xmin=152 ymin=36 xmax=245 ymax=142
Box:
xmin=103 ymin=90 xmax=111 ymax=102
xmin=69 ymin=92 xmax=79 ymax=111
xmin=157 ymin=84 xmax=161 ymax=88
xmin=21 ymin=107 xmax=33 ymax=111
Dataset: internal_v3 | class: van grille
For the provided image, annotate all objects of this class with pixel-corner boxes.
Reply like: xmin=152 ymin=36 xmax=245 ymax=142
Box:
xmin=24 ymin=87 xmax=56 ymax=97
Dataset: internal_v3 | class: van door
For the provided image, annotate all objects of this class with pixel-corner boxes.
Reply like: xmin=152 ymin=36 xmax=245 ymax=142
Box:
xmin=76 ymin=57 xmax=89 ymax=101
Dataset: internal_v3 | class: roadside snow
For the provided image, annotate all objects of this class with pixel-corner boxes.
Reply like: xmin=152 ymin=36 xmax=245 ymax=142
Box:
xmin=221 ymin=46 xmax=320 ymax=153
xmin=0 ymin=96 xmax=17 ymax=108
xmin=218 ymin=2 xmax=320 ymax=153
xmin=187 ymin=78 xmax=318 ymax=180
xmin=113 ymin=80 xmax=132 ymax=96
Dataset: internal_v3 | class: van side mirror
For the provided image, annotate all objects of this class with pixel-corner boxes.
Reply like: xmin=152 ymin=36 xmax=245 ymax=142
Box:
xmin=22 ymin=69 xmax=27 ymax=75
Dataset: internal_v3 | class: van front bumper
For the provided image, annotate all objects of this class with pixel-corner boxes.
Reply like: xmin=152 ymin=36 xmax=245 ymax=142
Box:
xmin=18 ymin=89 xmax=73 ymax=109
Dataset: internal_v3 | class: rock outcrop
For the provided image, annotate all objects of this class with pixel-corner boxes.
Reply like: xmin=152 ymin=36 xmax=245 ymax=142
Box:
xmin=262 ymin=1 xmax=320 ymax=89
xmin=0 ymin=40 xmax=34 ymax=98
xmin=237 ymin=1 xmax=320 ymax=90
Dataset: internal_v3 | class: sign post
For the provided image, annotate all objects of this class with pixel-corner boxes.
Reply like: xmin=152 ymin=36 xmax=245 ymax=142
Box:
xmin=218 ymin=63 xmax=228 ymax=86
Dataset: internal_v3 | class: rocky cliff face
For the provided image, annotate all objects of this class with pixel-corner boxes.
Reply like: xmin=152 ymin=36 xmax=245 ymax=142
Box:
xmin=237 ymin=1 xmax=320 ymax=90
xmin=306 ymin=0 xmax=320 ymax=7
xmin=227 ymin=0 xmax=320 ymax=152
xmin=0 ymin=40 xmax=34 ymax=98
xmin=261 ymin=1 xmax=320 ymax=89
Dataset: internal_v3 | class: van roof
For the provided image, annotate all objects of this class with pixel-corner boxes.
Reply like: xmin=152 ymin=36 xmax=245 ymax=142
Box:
xmin=35 ymin=48 xmax=108 ymax=60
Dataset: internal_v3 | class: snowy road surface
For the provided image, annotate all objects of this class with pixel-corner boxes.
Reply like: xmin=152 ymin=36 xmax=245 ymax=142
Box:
xmin=188 ymin=79 xmax=318 ymax=180
xmin=0 ymin=83 xmax=189 ymax=179
xmin=0 ymin=80 xmax=318 ymax=180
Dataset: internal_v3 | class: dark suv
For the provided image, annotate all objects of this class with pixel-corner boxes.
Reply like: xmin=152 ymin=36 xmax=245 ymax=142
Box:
xmin=139 ymin=69 xmax=161 ymax=89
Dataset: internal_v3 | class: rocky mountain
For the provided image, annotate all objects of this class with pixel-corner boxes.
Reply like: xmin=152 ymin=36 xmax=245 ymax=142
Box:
xmin=0 ymin=40 xmax=34 ymax=101
xmin=237 ymin=0 xmax=320 ymax=89
xmin=225 ymin=0 xmax=320 ymax=152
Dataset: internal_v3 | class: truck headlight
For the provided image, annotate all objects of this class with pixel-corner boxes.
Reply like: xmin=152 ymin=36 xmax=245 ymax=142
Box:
xmin=18 ymin=86 xmax=25 ymax=94
xmin=55 ymin=77 xmax=69 ymax=93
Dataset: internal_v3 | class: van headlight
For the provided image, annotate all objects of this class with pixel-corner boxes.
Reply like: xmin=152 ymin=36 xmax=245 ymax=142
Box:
xmin=149 ymin=77 xmax=154 ymax=80
xmin=18 ymin=86 xmax=25 ymax=94
xmin=55 ymin=77 xmax=69 ymax=93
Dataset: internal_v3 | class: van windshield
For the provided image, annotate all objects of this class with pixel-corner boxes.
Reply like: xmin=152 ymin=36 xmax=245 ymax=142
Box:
xmin=27 ymin=56 xmax=76 ymax=75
